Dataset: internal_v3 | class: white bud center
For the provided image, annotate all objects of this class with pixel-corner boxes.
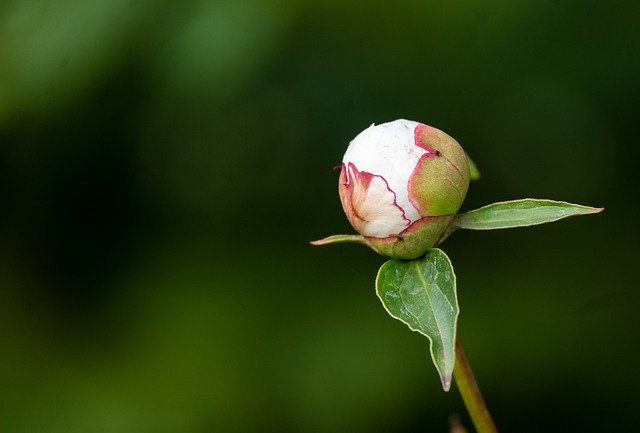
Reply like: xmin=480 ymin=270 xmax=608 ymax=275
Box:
xmin=343 ymin=119 xmax=427 ymax=223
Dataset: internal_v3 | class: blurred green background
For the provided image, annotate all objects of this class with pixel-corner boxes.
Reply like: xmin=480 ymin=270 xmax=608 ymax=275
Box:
xmin=1 ymin=1 xmax=638 ymax=432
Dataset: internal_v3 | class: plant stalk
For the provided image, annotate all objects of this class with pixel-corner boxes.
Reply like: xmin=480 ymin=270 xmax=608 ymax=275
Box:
xmin=453 ymin=336 xmax=498 ymax=433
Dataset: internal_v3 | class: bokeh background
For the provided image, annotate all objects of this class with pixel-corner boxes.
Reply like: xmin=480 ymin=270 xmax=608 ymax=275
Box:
xmin=1 ymin=1 xmax=638 ymax=432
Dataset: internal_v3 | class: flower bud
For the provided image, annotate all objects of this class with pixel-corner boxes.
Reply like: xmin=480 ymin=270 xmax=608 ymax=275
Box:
xmin=339 ymin=119 xmax=470 ymax=259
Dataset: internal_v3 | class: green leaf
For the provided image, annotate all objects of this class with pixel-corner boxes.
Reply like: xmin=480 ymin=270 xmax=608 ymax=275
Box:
xmin=454 ymin=199 xmax=603 ymax=231
xmin=375 ymin=249 xmax=458 ymax=391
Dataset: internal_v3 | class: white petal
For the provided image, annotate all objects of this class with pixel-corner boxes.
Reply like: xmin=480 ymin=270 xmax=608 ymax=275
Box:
xmin=343 ymin=119 xmax=427 ymax=223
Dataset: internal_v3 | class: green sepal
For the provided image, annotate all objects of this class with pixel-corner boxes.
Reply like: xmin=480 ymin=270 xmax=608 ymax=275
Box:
xmin=466 ymin=153 xmax=481 ymax=181
xmin=375 ymin=249 xmax=459 ymax=391
xmin=310 ymin=215 xmax=456 ymax=260
xmin=309 ymin=234 xmax=368 ymax=246
xmin=365 ymin=215 xmax=455 ymax=260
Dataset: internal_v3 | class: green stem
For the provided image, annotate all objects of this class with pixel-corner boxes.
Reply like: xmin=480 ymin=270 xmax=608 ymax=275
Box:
xmin=453 ymin=336 xmax=498 ymax=433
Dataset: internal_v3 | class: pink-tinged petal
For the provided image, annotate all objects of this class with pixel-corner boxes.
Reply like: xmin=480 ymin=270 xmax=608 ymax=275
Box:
xmin=339 ymin=163 xmax=409 ymax=237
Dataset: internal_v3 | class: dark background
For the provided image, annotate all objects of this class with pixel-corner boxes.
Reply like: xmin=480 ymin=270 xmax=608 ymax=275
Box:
xmin=1 ymin=1 xmax=638 ymax=432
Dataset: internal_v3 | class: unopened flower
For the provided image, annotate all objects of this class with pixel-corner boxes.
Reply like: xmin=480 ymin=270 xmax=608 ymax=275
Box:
xmin=338 ymin=119 xmax=470 ymax=259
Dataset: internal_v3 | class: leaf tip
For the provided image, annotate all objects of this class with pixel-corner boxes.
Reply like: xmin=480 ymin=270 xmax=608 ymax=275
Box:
xmin=441 ymin=374 xmax=453 ymax=392
xmin=579 ymin=205 xmax=605 ymax=216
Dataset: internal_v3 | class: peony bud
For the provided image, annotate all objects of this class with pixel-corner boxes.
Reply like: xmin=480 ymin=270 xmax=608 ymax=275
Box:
xmin=338 ymin=119 xmax=470 ymax=259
